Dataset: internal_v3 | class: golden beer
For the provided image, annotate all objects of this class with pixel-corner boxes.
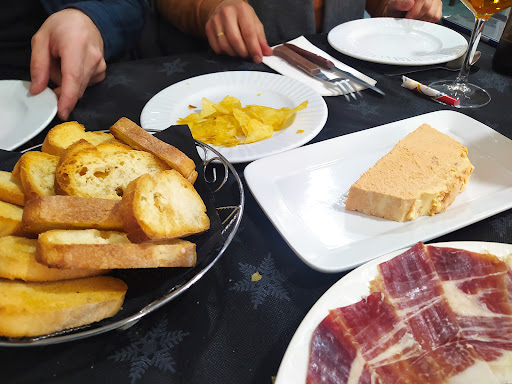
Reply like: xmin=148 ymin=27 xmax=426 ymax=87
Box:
xmin=460 ymin=0 xmax=512 ymax=19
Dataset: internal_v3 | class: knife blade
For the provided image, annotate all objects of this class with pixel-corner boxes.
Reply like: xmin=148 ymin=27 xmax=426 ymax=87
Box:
xmin=283 ymin=43 xmax=386 ymax=96
xmin=273 ymin=45 xmax=352 ymax=101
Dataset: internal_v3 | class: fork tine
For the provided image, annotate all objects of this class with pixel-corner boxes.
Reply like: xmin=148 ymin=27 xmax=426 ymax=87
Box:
xmin=345 ymin=79 xmax=363 ymax=98
xmin=334 ymin=81 xmax=351 ymax=102
xmin=342 ymin=80 xmax=357 ymax=100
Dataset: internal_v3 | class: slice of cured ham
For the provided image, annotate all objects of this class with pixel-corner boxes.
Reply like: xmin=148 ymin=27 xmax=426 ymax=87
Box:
xmin=307 ymin=308 xmax=371 ymax=384
xmin=307 ymin=292 xmax=425 ymax=384
xmin=428 ymin=245 xmax=512 ymax=383
xmin=375 ymin=242 xmax=495 ymax=383
xmin=307 ymin=242 xmax=511 ymax=384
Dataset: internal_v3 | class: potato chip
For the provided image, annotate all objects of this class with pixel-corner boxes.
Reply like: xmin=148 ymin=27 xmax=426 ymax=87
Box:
xmin=244 ymin=101 xmax=307 ymax=131
xmin=178 ymin=96 xmax=308 ymax=147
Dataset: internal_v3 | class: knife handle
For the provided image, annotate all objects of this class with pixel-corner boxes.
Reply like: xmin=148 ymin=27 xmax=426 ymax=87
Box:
xmin=274 ymin=45 xmax=321 ymax=76
xmin=283 ymin=43 xmax=335 ymax=70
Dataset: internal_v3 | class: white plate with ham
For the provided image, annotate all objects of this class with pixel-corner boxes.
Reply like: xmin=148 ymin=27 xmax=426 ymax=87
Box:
xmin=275 ymin=241 xmax=512 ymax=384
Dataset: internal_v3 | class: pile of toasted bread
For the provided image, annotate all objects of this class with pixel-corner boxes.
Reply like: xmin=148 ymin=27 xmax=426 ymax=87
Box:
xmin=0 ymin=118 xmax=210 ymax=338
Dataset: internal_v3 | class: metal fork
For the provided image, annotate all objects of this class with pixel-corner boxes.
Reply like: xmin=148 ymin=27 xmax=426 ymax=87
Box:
xmin=329 ymin=78 xmax=361 ymax=101
xmin=274 ymin=45 xmax=361 ymax=101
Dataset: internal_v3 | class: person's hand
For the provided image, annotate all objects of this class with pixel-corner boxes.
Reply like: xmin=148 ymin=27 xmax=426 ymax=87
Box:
xmin=386 ymin=0 xmax=443 ymax=22
xmin=29 ymin=9 xmax=107 ymax=120
xmin=204 ymin=0 xmax=273 ymax=63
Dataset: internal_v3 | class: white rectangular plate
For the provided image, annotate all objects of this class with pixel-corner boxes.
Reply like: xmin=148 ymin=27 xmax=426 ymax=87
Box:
xmin=244 ymin=110 xmax=512 ymax=273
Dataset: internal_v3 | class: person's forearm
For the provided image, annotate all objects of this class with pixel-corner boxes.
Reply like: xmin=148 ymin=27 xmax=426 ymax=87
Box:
xmin=156 ymin=0 xmax=237 ymax=37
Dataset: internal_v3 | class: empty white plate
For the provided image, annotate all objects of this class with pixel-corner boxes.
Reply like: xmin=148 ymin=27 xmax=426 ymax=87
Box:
xmin=328 ymin=18 xmax=468 ymax=65
xmin=0 ymin=80 xmax=57 ymax=150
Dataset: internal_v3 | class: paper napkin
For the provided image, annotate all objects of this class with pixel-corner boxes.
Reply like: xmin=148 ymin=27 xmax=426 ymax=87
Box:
xmin=262 ymin=36 xmax=377 ymax=97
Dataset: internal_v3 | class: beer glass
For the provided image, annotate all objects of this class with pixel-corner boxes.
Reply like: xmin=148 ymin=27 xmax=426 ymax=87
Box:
xmin=429 ymin=0 xmax=512 ymax=108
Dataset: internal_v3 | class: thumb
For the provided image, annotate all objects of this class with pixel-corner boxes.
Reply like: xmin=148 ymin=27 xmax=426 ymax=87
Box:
xmin=388 ymin=0 xmax=415 ymax=12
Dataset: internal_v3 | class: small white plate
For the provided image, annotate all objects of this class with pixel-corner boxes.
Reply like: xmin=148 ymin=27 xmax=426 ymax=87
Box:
xmin=0 ymin=80 xmax=57 ymax=150
xmin=140 ymin=71 xmax=328 ymax=163
xmin=274 ymin=241 xmax=512 ymax=384
xmin=328 ymin=18 xmax=468 ymax=65
xmin=244 ymin=110 xmax=512 ymax=273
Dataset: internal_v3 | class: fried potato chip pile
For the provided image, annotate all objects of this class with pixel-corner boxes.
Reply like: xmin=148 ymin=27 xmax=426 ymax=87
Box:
xmin=178 ymin=96 xmax=308 ymax=146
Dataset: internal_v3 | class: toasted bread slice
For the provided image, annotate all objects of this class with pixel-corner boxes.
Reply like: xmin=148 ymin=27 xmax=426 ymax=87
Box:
xmin=121 ymin=170 xmax=210 ymax=242
xmin=22 ymin=196 xmax=124 ymax=233
xmin=36 ymin=229 xmax=197 ymax=269
xmin=0 ymin=236 xmax=105 ymax=281
xmin=55 ymin=142 xmax=170 ymax=199
xmin=42 ymin=121 xmax=118 ymax=156
xmin=16 ymin=151 xmax=59 ymax=200
xmin=345 ymin=124 xmax=474 ymax=222
xmin=0 ymin=200 xmax=31 ymax=237
xmin=0 ymin=276 xmax=127 ymax=337
xmin=0 ymin=171 xmax=25 ymax=206
xmin=110 ymin=117 xmax=196 ymax=182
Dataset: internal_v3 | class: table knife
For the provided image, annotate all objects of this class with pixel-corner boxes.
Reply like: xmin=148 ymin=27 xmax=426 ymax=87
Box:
xmin=283 ymin=43 xmax=386 ymax=96
xmin=273 ymin=45 xmax=352 ymax=101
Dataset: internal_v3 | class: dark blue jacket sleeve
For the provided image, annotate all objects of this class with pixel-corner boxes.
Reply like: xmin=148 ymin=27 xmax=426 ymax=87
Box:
xmin=41 ymin=0 xmax=147 ymax=61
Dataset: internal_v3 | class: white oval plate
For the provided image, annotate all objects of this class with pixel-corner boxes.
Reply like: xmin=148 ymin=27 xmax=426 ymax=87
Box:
xmin=140 ymin=71 xmax=328 ymax=163
xmin=275 ymin=241 xmax=512 ymax=384
xmin=0 ymin=80 xmax=57 ymax=150
xmin=328 ymin=18 xmax=468 ymax=66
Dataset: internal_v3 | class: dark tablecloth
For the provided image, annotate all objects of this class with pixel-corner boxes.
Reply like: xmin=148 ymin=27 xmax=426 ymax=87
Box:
xmin=1 ymin=33 xmax=511 ymax=384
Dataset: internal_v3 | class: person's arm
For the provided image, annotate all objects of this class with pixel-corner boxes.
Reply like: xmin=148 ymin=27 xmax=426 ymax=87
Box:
xmin=156 ymin=0 xmax=225 ymax=38
xmin=158 ymin=0 xmax=272 ymax=63
xmin=42 ymin=0 xmax=147 ymax=61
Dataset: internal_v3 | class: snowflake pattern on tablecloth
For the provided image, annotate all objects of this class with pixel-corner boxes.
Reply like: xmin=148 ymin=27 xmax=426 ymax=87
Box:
xmin=72 ymin=107 xmax=102 ymax=121
xmin=108 ymin=317 xmax=189 ymax=384
xmin=476 ymin=71 xmax=510 ymax=93
xmin=230 ymin=253 xmax=290 ymax=309
xmin=490 ymin=215 xmax=512 ymax=240
xmin=106 ymin=73 xmax=135 ymax=88
xmin=159 ymin=59 xmax=187 ymax=76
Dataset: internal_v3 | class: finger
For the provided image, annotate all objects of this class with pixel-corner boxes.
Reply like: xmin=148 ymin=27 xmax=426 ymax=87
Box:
xmin=239 ymin=15 xmax=264 ymax=62
xmin=406 ymin=0 xmax=431 ymax=19
xmin=256 ymin=21 xmax=273 ymax=59
xmin=57 ymin=46 xmax=86 ymax=120
xmin=217 ymin=33 xmax=238 ymax=57
xmin=215 ymin=9 xmax=245 ymax=57
xmin=81 ymin=50 xmax=106 ymax=95
xmin=208 ymin=15 xmax=236 ymax=56
xmin=29 ymin=32 xmax=51 ymax=95
xmin=420 ymin=0 xmax=442 ymax=22
xmin=222 ymin=5 xmax=257 ymax=58
xmin=205 ymin=21 xmax=222 ymax=54
xmin=388 ymin=0 xmax=415 ymax=12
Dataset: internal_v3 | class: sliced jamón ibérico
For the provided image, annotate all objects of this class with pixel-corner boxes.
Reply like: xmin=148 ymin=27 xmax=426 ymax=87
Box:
xmin=306 ymin=242 xmax=512 ymax=383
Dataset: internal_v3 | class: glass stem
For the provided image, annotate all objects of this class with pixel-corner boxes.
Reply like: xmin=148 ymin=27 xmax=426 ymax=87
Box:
xmin=455 ymin=17 xmax=486 ymax=84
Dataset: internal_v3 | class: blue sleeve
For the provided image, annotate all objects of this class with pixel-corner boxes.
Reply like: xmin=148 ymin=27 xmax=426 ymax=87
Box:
xmin=42 ymin=0 xmax=147 ymax=61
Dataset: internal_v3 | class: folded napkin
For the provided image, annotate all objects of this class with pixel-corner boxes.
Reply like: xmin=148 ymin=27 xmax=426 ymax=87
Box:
xmin=262 ymin=36 xmax=377 ymax=97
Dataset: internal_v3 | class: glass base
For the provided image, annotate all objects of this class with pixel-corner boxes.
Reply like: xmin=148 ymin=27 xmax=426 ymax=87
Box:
xmin=428 ymin=80 xmax=491 ymax=109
